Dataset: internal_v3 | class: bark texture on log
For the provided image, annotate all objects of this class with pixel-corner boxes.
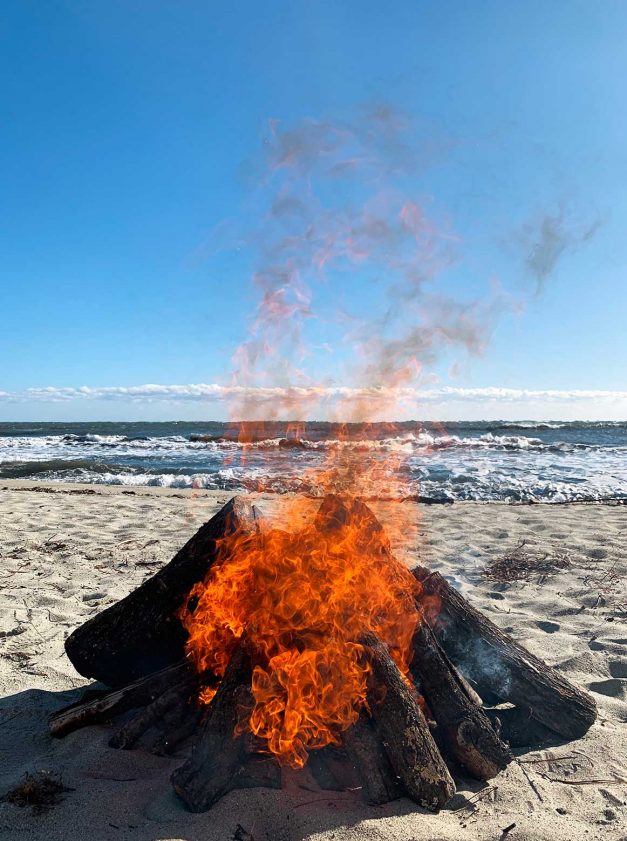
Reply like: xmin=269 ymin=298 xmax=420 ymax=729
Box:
xmin=49 ymin=661 xmax=192 ymax=737
xmin=109 ymin=676 xmax=197 ymax=749
xmin=362 ymin=634 xmax=455 ymax=811
xmin=171 ymin=645 xmax=280 ymax=812
xmin=343 ymin=712 xmax=402 ymax=804
xmin=410 ymin=620 xmax=512 ymax=779
xmin=411 ymin=566 xmax=597 ymax=740
xmin=65 ymin=497 xmax=260 ymax=687
xmin=485 ymin=706 xmax=559 ymax=749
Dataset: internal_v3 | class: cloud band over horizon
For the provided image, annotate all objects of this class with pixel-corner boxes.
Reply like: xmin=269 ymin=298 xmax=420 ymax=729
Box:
xmin=1 ymin=382 xmax=626 ymax=410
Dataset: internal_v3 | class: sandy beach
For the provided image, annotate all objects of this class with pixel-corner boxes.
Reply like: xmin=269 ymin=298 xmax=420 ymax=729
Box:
xmin=4 ymin=0 xmax=626 ymax=838
xmin=0 ymin=481 xmax=625 ymax=841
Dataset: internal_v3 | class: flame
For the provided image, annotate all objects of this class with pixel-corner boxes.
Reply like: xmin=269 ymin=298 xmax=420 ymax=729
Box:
xmin=179 ymin=108 xmax=460 ymax=768
xmin=174 ymin=106 xmax=579 ymax=770
xmin=180 ymin=494 xmax=422 ymax=768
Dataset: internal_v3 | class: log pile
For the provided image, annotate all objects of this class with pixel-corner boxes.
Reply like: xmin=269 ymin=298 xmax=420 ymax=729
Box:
xmin=51 ymin=496 xmax=597 ymax=813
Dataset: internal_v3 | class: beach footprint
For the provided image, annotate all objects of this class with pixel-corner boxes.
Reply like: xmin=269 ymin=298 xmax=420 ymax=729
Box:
xmin=608 ymin=661 xmax=627 ymax=679
xmin=536 ymin=620 xmax=560 ymax=634
xmin=588 ymin=678 xmax=627 ymax=699
xmin=588 ymin=639 xmax=627 ymax=656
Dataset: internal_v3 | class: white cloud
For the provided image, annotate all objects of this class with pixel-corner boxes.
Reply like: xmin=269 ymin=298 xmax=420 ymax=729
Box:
xmin=0 ymin=383 xmax=625 ymax=405
xmin=427 ymin=386 xmax=627 ymax=403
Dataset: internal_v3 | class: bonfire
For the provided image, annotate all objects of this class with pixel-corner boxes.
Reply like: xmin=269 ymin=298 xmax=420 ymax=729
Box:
xmin=50 ymin=493 xmax=596 ymax=813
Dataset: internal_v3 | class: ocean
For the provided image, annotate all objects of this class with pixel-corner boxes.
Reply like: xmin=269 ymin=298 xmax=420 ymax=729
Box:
xmin=0 ymin=421 xmax=625 ymax=503
xmin=0 ymin=421 xmax=627 ymax=502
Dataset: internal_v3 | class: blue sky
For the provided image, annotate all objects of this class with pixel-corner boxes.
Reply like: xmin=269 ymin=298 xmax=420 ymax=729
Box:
xmin=1 ymin=0 xmax=626 ymax=421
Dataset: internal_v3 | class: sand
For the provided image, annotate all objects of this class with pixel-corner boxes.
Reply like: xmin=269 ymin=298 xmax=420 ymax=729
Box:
xmin=0 ymin=480 xmax=625 ymax=840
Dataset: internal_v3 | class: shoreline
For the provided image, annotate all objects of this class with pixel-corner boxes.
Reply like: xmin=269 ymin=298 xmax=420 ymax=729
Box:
xmin=1 ymin=477 xmax=625 ymax=505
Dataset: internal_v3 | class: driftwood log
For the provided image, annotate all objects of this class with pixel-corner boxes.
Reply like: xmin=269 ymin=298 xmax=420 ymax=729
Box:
xmin=65 ymin=497 xmax=261 ymax=687
xmin=361 ymin=633 xmax=455 ymax=810
xmin=171 ymin=643 xmax=281 ymax=812
xmin=49 ymin=661 xmax=193 ymax=738
xmin=50 ymin=494 xmax=597 ymax=815
xmin=410 ymin=619 xmax=512 ymax=779
xmin=411 ymin=566 xmax=597 ymax=740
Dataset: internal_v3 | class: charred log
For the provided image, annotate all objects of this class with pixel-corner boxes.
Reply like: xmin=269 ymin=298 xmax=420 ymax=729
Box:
xmin=171 ymin=644 xmax=281 ymax=812
xmin=410 ymin=619 xmax=512 ymax=779
xmin=150 ymin=703 xmax=203 ymax=756
xmin=65 ymin=497 xmax=261 ymax=687
xmin=306 ymin=745 xmax=356 ymax=792
xmin=343 ymin=712 xmax=402 ymax=804
xmin=485 ymin=705 xmax=559 ymax=749
xmin=361 ymin=633 xmax=455 ymax=811
xmin=411 ymin=566 xmax=597 ymax=740
xmin=49 ymin=661 xmax=193 ymax=738
xmin=109 ymin=675 xmax=197 ymax=749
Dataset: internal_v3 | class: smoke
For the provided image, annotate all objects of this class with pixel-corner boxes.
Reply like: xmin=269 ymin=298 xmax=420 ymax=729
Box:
xmin=520 ymin=207 xmax=600 ymax=293
xmin=220 ymin=105 xmax=597 ymax=422
xmin=225 ymin=105 xmax=484 ymax=422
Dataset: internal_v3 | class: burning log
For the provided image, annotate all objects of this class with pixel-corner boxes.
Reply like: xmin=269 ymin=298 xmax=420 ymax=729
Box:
xmin=361 ymin=633 xmax=455 ymax=810
xmin=170 ymin=643 xmax=281 ymax=812
xmin=411 ymin=566 xmax=597 ymax=741
xmin=65 ymin=497 xmax=261 ymax=687
xmin=410 ymin=620 xmax=512 ymax=779
xmin=50 ymin=495 xmax=596 ymax=815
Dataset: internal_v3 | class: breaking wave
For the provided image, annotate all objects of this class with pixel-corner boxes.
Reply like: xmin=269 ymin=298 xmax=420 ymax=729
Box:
xmin=1 ymin=421 xmax=626 ymax=503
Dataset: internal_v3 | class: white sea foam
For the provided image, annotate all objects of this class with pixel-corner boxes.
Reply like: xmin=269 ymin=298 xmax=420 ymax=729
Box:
xmin=2 ymin=423 xmax=626 ymax=502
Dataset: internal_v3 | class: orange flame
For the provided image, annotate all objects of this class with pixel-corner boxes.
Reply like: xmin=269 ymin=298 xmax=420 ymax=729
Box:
xmin=179 ymin=109 xmax=459 ymax=769
xmin=180 ymin=493 xmax=422 ymax=768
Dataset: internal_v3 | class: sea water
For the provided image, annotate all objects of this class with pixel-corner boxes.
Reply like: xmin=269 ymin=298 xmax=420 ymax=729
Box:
xmin=0 ymin=421 xmax=625 ymax=503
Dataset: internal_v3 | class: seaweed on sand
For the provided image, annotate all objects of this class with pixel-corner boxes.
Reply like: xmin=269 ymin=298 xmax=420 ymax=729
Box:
xmin=3 ymin=771 xmax=73 ymax=812
xmin=484 ymin=540 xmax=570 ymax=583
